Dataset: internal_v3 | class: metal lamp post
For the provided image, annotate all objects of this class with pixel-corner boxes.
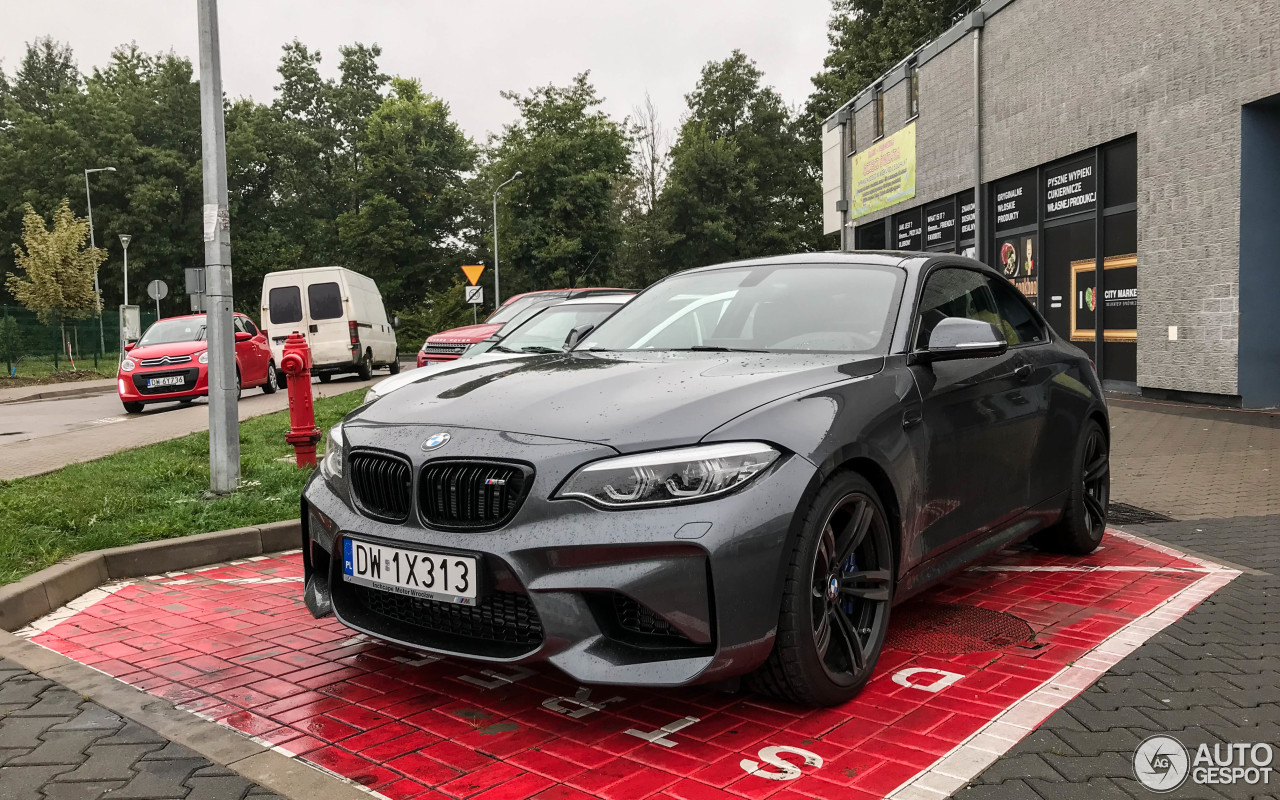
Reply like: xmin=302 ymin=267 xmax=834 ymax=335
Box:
xmin=119 ymin=234 xmax=131 ymax=306
xmin=492 ymin=171 xmax=521 ymax=308
xmin=84 ymin=166 xmax=116 ymax=353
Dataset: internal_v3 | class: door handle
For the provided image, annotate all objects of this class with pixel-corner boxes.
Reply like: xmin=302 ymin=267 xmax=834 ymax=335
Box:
xmin=902 ymin=408 xmax=923 ymax=429
xmin=1014 ymin=363 xmax=1032 ymax=381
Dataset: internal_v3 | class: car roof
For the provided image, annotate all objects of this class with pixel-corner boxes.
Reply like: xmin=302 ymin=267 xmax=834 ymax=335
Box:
xmin=673 ymin=251 xmax=994 ymax=279
xmin=555 ymin=294 xmax=632 ymax=306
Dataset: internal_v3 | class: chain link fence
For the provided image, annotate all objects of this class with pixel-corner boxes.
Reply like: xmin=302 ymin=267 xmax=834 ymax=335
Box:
xmin=1 ymin=305 xmax=160 ymax=377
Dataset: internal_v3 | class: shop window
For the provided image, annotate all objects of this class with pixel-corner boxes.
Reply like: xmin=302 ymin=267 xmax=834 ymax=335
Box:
xmin=857 ymin=220 xmax=887 ymax=250
xmin=907 ymin=60 xmax=919 ymax=119
xmin=1104 ymin=138 xmax=1138 ymax=208
xmin=874 ymin=85 xmax=885 ymax=139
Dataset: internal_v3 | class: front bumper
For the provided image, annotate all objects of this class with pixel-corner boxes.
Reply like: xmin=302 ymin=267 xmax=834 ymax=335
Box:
xmin=301 ymin=425 xmax=816 ymax=687
xmin=117 ymin=364 xmax=208 ymax=402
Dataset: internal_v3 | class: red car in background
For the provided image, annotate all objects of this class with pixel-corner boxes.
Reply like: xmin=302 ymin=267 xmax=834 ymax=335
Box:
xmin=117 ymin=312 xmax=277 ymax=414
xmin=416 ymin=288 xmax=629 ymax=367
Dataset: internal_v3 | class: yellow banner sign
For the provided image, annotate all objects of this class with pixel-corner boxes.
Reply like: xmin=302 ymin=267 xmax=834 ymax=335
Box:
xmin=849 ymin=123 xmax=917 ymax=220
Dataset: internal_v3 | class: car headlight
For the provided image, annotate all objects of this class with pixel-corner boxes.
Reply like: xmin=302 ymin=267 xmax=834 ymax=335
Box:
xmin=198 ymin=350 xmax=208 ymax=364
xmin=121 ymin=358 xmax=136 ymax=372
xmin=320 ymin=424 xmax=345 ymax=483
xmin=555 ymin=442 xmax=780 ymax=509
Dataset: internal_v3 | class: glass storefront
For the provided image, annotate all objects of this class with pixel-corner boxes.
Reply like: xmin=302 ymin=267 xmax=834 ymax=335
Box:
xmin=852 ymin=135 xmax=1137 ymax=387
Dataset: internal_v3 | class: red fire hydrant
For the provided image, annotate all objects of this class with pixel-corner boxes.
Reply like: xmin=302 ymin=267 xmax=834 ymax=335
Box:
xmin=281 ymin=332 xmax=322 ymax=468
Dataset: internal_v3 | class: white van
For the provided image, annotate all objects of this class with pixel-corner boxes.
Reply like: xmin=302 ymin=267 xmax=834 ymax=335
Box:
xmin=260 ymin=267 xmax=399 ymax=383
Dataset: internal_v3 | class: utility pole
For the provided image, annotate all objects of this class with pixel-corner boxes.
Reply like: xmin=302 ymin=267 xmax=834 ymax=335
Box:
xmin=492 ymin=171 xmax=521 ymax=308
xmin=84 ymin=166 xmax=116 ymax=353
xmin=198 ymin=0 xmax=239 ymax=494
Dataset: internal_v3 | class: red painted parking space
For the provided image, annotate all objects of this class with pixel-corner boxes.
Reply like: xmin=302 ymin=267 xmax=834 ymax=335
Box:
xmin=19 ymin=530 xmax=1237 ymax=800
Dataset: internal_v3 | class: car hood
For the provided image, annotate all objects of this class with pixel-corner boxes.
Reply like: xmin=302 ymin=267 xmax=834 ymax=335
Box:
xmin=369 ymin=353 xmax=525 ymax=397
xmin=126 ymin=341 xmax=206 ymax=361
xmin=426 ymin=323 xmax=501 ymax=345
xmin=354 ymin=350 xmax=883 ymax=452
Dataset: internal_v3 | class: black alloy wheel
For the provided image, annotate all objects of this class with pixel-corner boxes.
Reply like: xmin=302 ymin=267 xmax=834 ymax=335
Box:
xmin=1033 ymin=419 xmax=1110 ymax=554
xmin=809 ymin=492 xmax=893 ymax=689
xmin=750 ymin=472 xmax=894 ymax=706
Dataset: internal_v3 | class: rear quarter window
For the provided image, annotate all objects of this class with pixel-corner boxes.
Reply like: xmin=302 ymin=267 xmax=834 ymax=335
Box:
xmin=308 ymin=282 xmax=344 ymax=320
xmin=268 ymin=286 xmax=302 ymax=325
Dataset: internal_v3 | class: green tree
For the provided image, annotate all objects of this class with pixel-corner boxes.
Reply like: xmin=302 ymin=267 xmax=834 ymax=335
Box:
xmin=482 ymin=73 xmax=631 ymax=294
xmin=5 ymin=200 xmax=105 ymax=350
xmin=807 ymin=0 xmax=971 ymax=122
xmin=661 ymin=51 xmax=821 ymax=271
xmin=337 ymin=78 xmax=477 ymax=308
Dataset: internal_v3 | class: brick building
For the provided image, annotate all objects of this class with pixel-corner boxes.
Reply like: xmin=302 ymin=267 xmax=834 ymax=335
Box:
xmin=821 ymin=0 xmax=1280 ymax=407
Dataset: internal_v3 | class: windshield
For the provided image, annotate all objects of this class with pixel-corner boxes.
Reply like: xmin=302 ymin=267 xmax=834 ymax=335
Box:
xmin=580 ymin=264 xmax=904 ymax=354
xmin=487 ymin=293 xmax=562 ymax=324
xmin=493 ymin=303 xmax=623 ymax=354
xmin=137 ymin=317 xmax=207 ymax=347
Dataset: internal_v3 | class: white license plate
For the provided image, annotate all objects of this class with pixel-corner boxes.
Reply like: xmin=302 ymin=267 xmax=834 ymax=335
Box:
xmin=341 ymin=538 xmax=478 ymax=605
xmin=146 ymin=376 xmax=185 ymax=388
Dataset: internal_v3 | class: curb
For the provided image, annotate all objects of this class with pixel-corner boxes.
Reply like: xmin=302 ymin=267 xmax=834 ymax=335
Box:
xmin=0 ymin=518 xmax=377 ymax=800
xmin=0 ymin=519 xmax=302 ymax=632
xmin=0 ymin=381 xmax=116 ymax=405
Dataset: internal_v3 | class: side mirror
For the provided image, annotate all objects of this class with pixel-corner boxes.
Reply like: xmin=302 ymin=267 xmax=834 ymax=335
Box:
xmin=564 ymin=323 xmax=596 ymax=351
xmin=912 ymin=317 xmax=1008 ymax=364
xmin=391 ymin=314 xmax=401 ymax=330
xmin=123 ymin=341 xmax=136 ymax=352
xmin=234 ymin=331 xmax=253 ymax=343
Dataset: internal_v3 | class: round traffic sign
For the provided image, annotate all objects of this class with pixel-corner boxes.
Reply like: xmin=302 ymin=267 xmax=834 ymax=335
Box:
xmin=147 ymin=279 xmax=168 ymax=301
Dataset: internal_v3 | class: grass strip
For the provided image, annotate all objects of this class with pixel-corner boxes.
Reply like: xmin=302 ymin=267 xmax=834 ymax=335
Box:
xmin=0 ymin=388 xmax=366 ymax=585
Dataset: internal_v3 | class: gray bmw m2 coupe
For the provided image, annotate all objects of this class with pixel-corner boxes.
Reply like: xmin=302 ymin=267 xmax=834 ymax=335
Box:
xmin=300 ymin=253 xmax=1109 ymax=706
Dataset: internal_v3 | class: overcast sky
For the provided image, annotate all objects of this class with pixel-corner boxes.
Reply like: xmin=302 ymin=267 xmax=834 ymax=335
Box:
xmin=1 ymin=1 xmax=834 ymax=139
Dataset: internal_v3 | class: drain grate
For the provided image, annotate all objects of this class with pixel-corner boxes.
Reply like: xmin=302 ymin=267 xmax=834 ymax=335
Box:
xmin=1107 ymin=502 xmax=1174 ymax=525
xmin=886 ymin=602 xmax=1033 ymax=654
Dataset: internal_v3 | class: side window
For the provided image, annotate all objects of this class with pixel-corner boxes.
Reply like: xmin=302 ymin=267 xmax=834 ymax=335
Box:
xmin=242 ymin=318 xmax=259 ymax=336
xmin=914 ymin=267 xmax=1002 ymax=349
xmin=268 ymin=286 xmax=302 ymax=325
xmin=232 ymin=316 xmax=246 ymax=334
xmin=308 ymin=282 xmax=344 ymax=321
xmin=986 ymin=277 xmax=1046 ymax=345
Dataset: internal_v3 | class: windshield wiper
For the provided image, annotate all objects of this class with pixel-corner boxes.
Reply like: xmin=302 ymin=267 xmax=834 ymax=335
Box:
xmin=519 ymin=346 xmax=559 ymax=354
xmin=674 ymin=346 xmax=769 ymax=353
xmin=490 ymin=345 xmax=517 ymax=353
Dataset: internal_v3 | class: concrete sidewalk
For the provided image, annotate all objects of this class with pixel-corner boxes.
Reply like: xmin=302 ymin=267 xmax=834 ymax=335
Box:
xmin=0 ymin=378 xmax=116 ymax=405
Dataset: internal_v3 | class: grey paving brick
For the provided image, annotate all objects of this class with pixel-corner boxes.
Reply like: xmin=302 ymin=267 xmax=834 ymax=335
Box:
xmin=0 ymin=764 xmax=75 ymax=799
xmin=0 ymin=715 xmax=61 ymax=748
xmin=109 ymin=719 xmax=170 ymax=746
xmin=0 ymin=676 xmax=53 ymax=706
xmin=9 ymin=730 xmax=112 ymax=767
xmin=185 ymin=774 xmax=257 ymax=800
xmin=139 ymin=741 xmax=203 ymax=762
xmin=40 ymin=779 xmax=129 ymax=800
xmin=9 ymin=689 xmax=86 ymax=719
xmin=110 ymin=757 xmax=205 ymax=799
xmin=955 ymin=780 xmax=1045 ymax=800
xmin=973 ymin=753 xmax=1063 ymax=783
xmin=56 ymin=743 xmax=160 ymax=782
xmin=46 ymin=705 xmax=124 ymax=732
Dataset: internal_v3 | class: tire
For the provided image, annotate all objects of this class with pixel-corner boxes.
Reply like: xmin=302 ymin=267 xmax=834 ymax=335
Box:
xmin=179 ymin=398 xmax=195 ymax=406
xmin=261 ymin=361 xmax=279 ymax=394
xmin=275 ymin=368 xmax=288 ymax=389
xmin=1032 ymin=419 xmax=1109 ymax=555
xmin=235 ymin=370 xmax=242 ymax=400
xmin=747 ymin=471 xmax=895 ymax=707
xmin=357 ymin=350 xmax=373 ymax=381
xmin=122 ymin=401 xmax=144 ymax=414
xmin=389 ymin=354 xmax=401 ymax=375
xmin=318 ymin=372 xmax=332 ymax=384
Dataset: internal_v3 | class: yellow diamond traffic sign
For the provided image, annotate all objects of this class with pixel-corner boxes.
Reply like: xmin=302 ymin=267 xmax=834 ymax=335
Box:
xmin=461 ymin=265 xmax=485 ymax=286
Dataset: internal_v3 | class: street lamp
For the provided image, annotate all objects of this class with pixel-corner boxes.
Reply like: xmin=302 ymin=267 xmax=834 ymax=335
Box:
xmin=83 ymin=166 xmax=116 ymax=352
xmin=492 ymin=171 xmax=521 ymax=307
xmin=119 ymin=234 xmax=132 ymax=306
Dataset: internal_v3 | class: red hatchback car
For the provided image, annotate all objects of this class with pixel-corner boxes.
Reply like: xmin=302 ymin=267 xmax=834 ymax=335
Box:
xmin=117 ymin=313 xmax=277 ymax=414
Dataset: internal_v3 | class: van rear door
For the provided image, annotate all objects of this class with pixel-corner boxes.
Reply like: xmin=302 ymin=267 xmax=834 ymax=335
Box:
xmin=306 ymin=278 xmax=353 ymax=366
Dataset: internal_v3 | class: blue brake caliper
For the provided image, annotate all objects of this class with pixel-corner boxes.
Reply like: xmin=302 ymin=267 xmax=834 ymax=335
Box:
xmin=839 ymin=553 xmax=857 ymax=615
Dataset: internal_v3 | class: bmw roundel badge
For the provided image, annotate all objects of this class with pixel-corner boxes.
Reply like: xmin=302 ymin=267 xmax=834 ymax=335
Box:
xmin=421 ymin=432 xmax=451 ymax=451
